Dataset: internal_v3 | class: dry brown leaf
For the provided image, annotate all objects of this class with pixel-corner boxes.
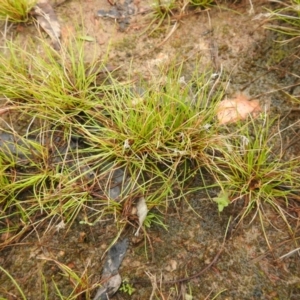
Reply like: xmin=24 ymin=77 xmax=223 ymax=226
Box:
xmin=33 ymin=0 xmax=61 ymax=50
xmin=217 ymin=94 xmax=262 ymax=125
xmin=135 ymin=197 xmax=148 ymax=236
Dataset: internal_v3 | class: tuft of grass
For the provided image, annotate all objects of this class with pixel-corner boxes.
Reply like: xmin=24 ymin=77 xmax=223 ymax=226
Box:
xmin=208 ymin=115 xmax=300 ymax=244
xmin=0 ymin=0 xmax=37 ymax=23
xmin=143 ymin=0 xmax=213 ymax=36
xmin=0 ymin=34 xmax=225 ymax=248
xmin=266 ymin=0 xmax=300 ymax=43
xmin=265 ymin=0 xmax=300 ymax=103
xmin=1 ymin=28 xmax=300 ymax=255
xmin=143 ymin=0 xmax=178 ymax=36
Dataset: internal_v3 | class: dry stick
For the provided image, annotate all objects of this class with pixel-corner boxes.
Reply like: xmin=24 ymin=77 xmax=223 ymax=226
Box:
xmin=0 ymin=16 xmax=13 ymax=42
xmin=206 ymin=10 xmax=219 ymax=71
xmin=163 ymin=217 xmax=231 ymax=285
xmin=281 ymin=130 xmax=300 ymax=159
xmin=156 ymin=0 xmax=192 ymax=48
xmin=156 ymin=21 xmax=179 ymax=48
xmin=155 ymin=8 xmax=206 ymax=48
xmin=242 ymin=48 xmax=300 ymax=93
xmin=280 ymin=247 xmax=300 ymax=259
xmin=145 ymin=271 xmax=158 ymax=300
xmin=251 ymin=236 xmax=300 ymax=263
xmin=240 ymin=69 xmax=273 ymax=92
xmin=163 ymin=245 xmax=224 ymax=284
xmin=133 ymin=229 xmax=226 ymax=286
xmin=0 ymin=107 xmax=13 ymax=115
xmin=252 ymin=81 xmax=300 ymax=100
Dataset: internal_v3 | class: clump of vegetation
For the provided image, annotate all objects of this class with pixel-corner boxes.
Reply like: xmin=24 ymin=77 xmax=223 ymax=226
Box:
xmin=145 ymin=0 xmax=213 ymax=35
xmin=120 ymin=279 xmax=135 ymax=296
xmin=1 ymin=32 xmax=299 ymax=249
xmin=0 ymin=0 xmax=36 ymax=23
xmin=266 ymin=0 xmax=300 ymax=43
xmin=0 ymin=35 xmax=225 ymax=249
xmin=265 ymin=0 xmax=300 ymax=101
xmin=1 ymin=11 xmax=300 ymax=296
xmin=0 ymin=33 xmax=227 ymax=298
xmin=208 ymin=115 xmax=300 ymax=243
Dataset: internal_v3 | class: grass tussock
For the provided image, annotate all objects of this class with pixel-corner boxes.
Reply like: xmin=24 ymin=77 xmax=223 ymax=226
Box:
xmin=0 ymin=32 xmax=299 ymax=251
xmin=0 ymin=0 xmax=36 ymax=23
xmin=144 ymin=0 xmax=213 ymax=35
xmin=208 ymin=115 xmax=300 ymax=243
xmin=266 ymin=0 xmax=300 ymax=43
xmin=0 ymin=36 xmax=225 ymax=249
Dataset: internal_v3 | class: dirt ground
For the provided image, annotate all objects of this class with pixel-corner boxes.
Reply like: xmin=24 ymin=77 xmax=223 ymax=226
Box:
xmin=1 ymin=0 xmax=300 ymax=299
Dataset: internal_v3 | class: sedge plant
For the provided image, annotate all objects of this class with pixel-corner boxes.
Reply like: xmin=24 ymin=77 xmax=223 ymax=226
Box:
xmin=0 ymin=0 xmax=37 ymax=23
xmin=265 ymin=0 xmax=300 ymax=105
xmin=0 ymin=32 xmax=228 ymax=300
xmin=266 ymin=0 xmax=300 ymax=43
xmin=143 ymin=0 xmax=213 ymax=36
xmin=0 ymin=33 xmax=225 ymax=250
xmin=208 ymin=114 xmax=300 ymax=245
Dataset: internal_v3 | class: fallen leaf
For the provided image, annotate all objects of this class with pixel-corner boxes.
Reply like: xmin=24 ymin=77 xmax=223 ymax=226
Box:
xmin=135 ymin=197 xmax=148 ymax=236
xmin=33 ymin=0 xmax=61 ymax=50
xmin=217 ymin=94 xmax=262 ymax=125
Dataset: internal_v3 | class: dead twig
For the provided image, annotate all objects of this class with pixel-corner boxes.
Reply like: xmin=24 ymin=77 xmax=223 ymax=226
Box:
xmin=163 ymin=245 xmax=224 ymax=284
xmin=164 ymin=217 xmax=232 ymax=285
